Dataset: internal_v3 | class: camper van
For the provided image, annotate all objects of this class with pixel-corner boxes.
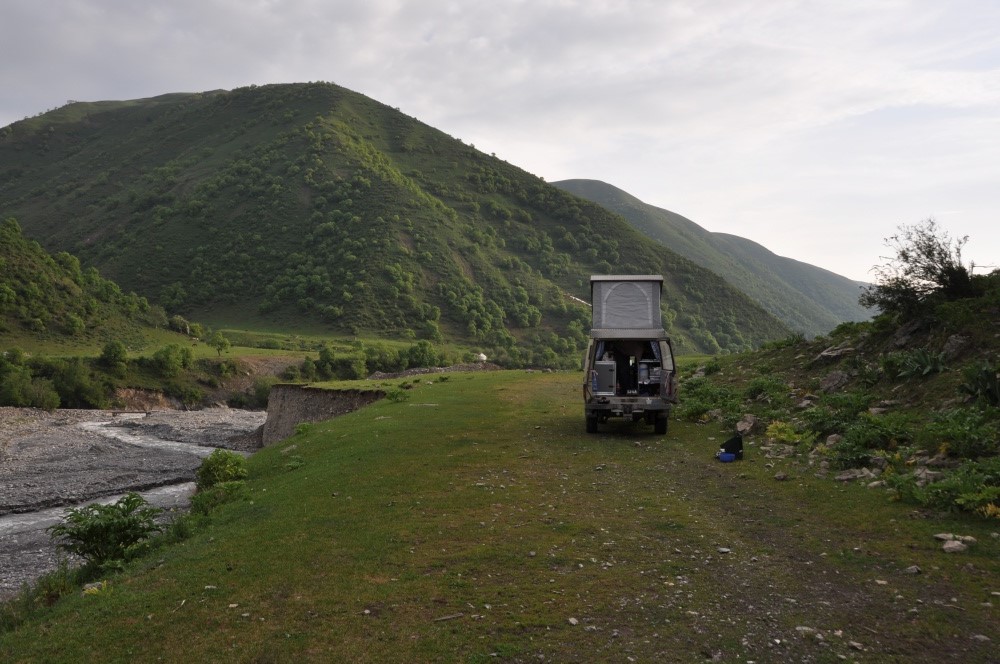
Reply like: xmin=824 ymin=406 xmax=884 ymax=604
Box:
xmin=583 ymin=275 xmax=678 ymax=434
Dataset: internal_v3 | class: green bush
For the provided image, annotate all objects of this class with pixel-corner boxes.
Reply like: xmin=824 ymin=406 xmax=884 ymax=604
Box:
xmin=919 ymin=408 xmax=1000 ymax=458
xmin=190 ymin=480 xmax=249 ymax=515
xmin=676 ymin=377 xmax=740 ymax=423
xmin=195 ymin=449 xmax=248 ymax=490
xmin=888 ymin=457 xmax=1000 ymax=515
xmin=896 ymin=348 xmax=947 ymax=378
xmin=47 ymin=493 xmax=162 ymax=567
xmin=959 ymin=360 xmax=1000 ymax=407
xmin=385 ymin=387 xmax=410 ymax=403
xmin=801 ymin=390 xmax=876 ymax=438
xmin=744 ymin=376 xmax=787 ymax=401
xmin=831 ymin=412 xmax=913 ymax=468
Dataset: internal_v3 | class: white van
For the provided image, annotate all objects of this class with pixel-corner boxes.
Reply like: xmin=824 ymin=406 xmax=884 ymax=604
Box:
xmin=583 ymin=275 xmax=678 ymax=434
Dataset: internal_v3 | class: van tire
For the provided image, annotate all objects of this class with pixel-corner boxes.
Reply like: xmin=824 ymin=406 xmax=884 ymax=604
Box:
xmin=585 ymin=415 xmax=598 ymax=433
xmin=654 ymin=416 xmax=668 ymax=435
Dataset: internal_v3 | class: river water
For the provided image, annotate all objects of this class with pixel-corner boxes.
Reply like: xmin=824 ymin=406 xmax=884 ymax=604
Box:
xmin=0 ymin=408 xmax=265 ymax=599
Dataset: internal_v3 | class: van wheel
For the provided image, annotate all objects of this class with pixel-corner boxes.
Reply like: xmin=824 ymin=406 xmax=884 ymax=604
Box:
xmin=654 ymin=416 xmax=668 ymax=435
xmin=586 ymin=415 xmax=598 ymax=433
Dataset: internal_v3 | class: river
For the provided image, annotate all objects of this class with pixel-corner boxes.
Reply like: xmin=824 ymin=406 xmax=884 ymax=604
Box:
xmin=0 ymin=407 xmax=265 ymax=599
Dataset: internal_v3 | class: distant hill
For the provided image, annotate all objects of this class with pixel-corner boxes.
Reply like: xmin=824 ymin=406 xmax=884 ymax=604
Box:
xmin=552 ymin=179 xmax=870 ymax=336
xmin=0 ymin=83 xmax=788 ymax=360
xmin=0 ymin=217 xmax=164 ymax=345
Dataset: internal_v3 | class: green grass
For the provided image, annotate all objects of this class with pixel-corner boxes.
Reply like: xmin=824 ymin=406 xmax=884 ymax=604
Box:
xmin=2 ymin=372 xmax=997 ymax=662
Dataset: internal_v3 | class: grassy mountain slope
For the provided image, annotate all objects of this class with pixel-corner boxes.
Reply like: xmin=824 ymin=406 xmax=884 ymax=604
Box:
xmin=552 ymin=178 xmax=870 ymax=336
xmin=0 ymin=83 xmax=788 ymax=359
xmin=0 ymin=216 xmax=166 ymax=349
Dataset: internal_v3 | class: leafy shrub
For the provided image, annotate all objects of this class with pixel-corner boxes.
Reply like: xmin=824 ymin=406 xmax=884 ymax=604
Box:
xmin=896 ymin=348 xmax=947 ymax=378
xmin=385 ymin=387 xmax=410 ymax=403
xmin=151 ymin=344 xmax=193 ymax=378
xmin=959 ymin=360 xmax=1000 ymax=407
xmin=919 ymin=408 xmax=1000 ymax=458
xmin=99 ymin=340 xmax=128 ymax=377
xmin=744 ymin=376 xmax=787 ymax=401
xmin=195 ymin=449 xmax=248 ymax=490
xmin=831 ymin=412 xmax=913 ymax=468
xmin=801 ymin=390 xmax=876 ymax=438
xmin=47 ymin=493 xmax=162 ymax=567
xmin=190 ymin=481 xmax=249 ymax=515
xmin=703 ymin=357 xmax=721 ymax=375
xmin=888 ymin=457 xmax=1000 ymax=515
xmin=676 ymin=377 xmax=740 ymax=423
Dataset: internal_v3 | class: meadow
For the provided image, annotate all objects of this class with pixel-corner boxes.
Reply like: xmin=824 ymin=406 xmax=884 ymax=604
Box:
xmin=2 ymin=370 xmax=996 ymax=662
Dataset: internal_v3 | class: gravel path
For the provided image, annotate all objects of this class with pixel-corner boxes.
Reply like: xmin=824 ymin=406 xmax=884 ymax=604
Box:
xmin=0 ymin=406 xmax=265 ymax=599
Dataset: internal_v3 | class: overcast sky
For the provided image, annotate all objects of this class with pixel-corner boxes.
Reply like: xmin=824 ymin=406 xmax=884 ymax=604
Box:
xmin=3 ymin=0 xmax=998 ymax=281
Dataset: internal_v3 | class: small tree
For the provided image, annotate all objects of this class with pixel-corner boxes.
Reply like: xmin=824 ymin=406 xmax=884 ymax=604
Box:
xmin=860 ymin=219 xmax=977 ymax=316
xmin=208 ymin=331 xmax=231 ymax=357
xmin=100 ymin=340 xmax=128 ymax=377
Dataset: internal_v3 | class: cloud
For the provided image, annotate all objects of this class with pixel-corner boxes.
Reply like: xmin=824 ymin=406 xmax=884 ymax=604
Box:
xmin=2 ymin=0 xmax=998 ymax=281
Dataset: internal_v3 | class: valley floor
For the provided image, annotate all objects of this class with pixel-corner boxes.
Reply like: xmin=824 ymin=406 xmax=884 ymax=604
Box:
xmin=1 ymin=372 xmax=996 ymax=662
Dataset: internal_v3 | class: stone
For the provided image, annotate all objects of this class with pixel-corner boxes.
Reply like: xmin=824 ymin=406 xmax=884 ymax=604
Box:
xmin=820 ymin=370 xmax=850 ymax=393
xmin=904 ymin=565 xmax=921 ymax=574
xmin=971 ymin=634 xmax=991 ymax=642
xmin=957 ymin=535 xmax=978 ymax=545
xmin=814 ymin=345 xmax=855 ymax=362
xmin=826 ymin=434 xmax=843 ymax=446
xmin=736 ymin=414 xmax=758 ymax=435
xmin=568 ymin=617 xmax=579 ymax=626
xmin=913 ymin=467 xmax=944 ymax=486
xmin=835 ymin=468 xmax=874 ymax=482
xmin=933 ymin=533 xmax=955 ymax=541
xmin=942 ymin=540 xmax=968 ymax=553
xmin=866 ymin=480 xmax=886 ymax=489
xmin=940 ymin=334 xmax=969 ymax=361
xmin=774 ymin=472 xmax=788 ymax=481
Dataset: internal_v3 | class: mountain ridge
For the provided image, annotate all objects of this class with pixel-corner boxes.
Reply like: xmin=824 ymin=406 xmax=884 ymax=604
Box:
xmin=1 ymin=83 xmax=789 ymax=361
xmin=552 ymin=178 xmax=869 ymax=336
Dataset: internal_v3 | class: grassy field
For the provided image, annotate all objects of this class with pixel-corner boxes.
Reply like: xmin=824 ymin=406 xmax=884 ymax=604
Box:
xmin=2 ymin=371 xmax=997 ymax=662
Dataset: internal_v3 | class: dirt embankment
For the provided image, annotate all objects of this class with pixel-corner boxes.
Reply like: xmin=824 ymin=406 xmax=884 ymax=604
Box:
xmin=251 ymin=385 xmax=384 ymax=447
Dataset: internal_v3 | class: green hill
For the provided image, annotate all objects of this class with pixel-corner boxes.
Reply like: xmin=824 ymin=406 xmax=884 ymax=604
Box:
xmin=0 ymin=83 xmax=788 ymax=360
xmin=552 ymin=179 xmax=870 ymax=336
xmin=0 ymin=217 xmax=165 ymax=348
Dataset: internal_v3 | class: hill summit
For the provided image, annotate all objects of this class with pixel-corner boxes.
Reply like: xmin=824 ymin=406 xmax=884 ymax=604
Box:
xmin=0 ymin=83 xmax=788 ymax=361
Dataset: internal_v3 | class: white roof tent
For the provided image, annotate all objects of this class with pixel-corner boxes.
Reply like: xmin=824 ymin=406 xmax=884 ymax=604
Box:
xmin=589 ymin=275 xmax=666 ymax=339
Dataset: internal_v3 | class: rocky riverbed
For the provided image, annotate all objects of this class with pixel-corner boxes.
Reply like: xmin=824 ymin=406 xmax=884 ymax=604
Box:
xmin=0 ymin=406 xmax=266 ymax=599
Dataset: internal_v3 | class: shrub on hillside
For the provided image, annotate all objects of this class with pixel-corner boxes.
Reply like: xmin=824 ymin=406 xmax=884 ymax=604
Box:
xmin=959 ymin=360 xmax=1000 ymax=407
xmin=195 ymin=449 xmax=248 ymax=490
xmin=831 ymin=412 xmax=913 ymax=469
xmin=47 ymin=493 xmax=161 ymax=567
xmin=860 ymin=219 xmax=979 ymax=317
xmin=676 ymin=377 xmax=740 ymax=423
xmin=887 ymin=457 xmax=1000 ymax=517
xmin=190 ymin=481 xmax=249 ymax=516
xmin=919 ymin=408 xmax=1000 ymax=459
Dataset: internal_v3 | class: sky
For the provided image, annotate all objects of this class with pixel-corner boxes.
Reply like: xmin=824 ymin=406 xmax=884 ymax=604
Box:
xmin=2 ymin=0 xmax=999 ymax=282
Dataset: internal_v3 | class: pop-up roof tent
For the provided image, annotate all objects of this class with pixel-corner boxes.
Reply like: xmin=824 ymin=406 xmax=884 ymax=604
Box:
xmin=590 ymin=275 xmax=665 ymax=339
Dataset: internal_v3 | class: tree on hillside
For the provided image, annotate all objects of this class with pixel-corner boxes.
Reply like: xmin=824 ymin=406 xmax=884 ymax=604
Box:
xmin=860 ymin=219 xmax=977 ymax=316
xmin=208 ymin=331 xmax=231 ymax=357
